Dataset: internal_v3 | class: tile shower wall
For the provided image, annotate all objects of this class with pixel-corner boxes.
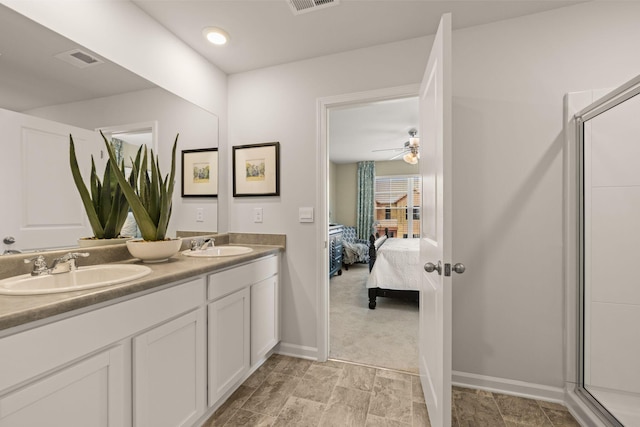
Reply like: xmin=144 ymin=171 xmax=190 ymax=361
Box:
xmin=586 ymin=94 xmax=640 ymax=394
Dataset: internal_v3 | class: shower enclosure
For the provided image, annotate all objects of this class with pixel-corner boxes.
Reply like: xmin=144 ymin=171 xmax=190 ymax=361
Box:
xmin=571 ymin=75 xmax=640 ymax=426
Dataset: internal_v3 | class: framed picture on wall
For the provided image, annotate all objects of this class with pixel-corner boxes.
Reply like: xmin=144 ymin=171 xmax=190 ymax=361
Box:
xmin=181 ymin=148 xmax=218 ymax=197
xmin=232 ymin=142 xmax=280 ymax=197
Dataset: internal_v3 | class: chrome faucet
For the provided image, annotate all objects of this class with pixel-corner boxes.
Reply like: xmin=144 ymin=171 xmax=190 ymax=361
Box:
xmin=24 ymin=252 xmax=90 ymax=276
xmin=24 ymin=255 xmax=49 ymax=276
xmin=199 ymin=238 xmax=214 ymax=250
xmin=190 ymin=238 xmax=215 ymax=251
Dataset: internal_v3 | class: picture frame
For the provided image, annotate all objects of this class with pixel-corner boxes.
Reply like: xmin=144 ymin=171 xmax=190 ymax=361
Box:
xmin=232 ymin=142 xmax=280 ymax=197
xmin=181 ymin=148 xmax=218 ymax=197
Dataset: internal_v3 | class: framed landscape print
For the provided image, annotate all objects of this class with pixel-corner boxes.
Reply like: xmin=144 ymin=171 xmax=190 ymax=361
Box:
xmin=181 ymin=148 xmax=218 ymax=197
xmin=232 ymin=142 xmax=280 ymax=197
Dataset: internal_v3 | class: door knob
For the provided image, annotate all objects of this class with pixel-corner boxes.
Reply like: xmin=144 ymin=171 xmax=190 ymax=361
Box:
xmin=424 ymin=261 xmax=442 ymax=275
xmin=453 ymin=263 xmax=466 ymax=274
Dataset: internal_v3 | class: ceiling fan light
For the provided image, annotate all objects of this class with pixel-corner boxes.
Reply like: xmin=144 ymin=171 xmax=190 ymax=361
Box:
xmin=403 ymin=152 xmax=418 ymax=165
xmin=409 ymin=137 xmax=419 ymax=147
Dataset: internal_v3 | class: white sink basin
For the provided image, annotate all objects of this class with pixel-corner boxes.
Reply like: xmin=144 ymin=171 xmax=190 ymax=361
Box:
xmin=0 ymin=264 xmax=152 ymax=295
xmin=182 ymin=246 xmax=253 ymax=258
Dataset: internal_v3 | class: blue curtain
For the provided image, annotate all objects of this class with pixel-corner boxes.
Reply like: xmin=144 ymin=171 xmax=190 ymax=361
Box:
xmin=356 ymin=161 xmax=375 ymax=240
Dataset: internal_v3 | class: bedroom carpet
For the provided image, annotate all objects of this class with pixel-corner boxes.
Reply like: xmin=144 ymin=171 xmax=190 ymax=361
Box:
xmin=329 ymin=263 xmax=419 ymax=374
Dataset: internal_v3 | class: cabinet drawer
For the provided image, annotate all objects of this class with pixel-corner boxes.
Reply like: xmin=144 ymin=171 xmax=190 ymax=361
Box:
xmin=0 ymin=277 xmax=205 ymax=392
xmin=208 ymin=255 xmax=277 ymax=301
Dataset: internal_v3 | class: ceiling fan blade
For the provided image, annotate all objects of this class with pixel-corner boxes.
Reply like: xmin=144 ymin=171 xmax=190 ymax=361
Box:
xmin=389 ymin=150 xmax=409 ymax=160
xmin=372 ymin=147 xmax=405 ymax=152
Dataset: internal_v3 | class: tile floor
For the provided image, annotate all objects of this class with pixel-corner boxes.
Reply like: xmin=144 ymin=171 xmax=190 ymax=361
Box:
xmin=203 ymin=354 xmax=580 ymax=426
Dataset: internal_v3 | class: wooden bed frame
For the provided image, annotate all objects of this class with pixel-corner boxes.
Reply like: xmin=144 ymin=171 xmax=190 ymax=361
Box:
xmin=367 ymin=232 xmax=419 ymax=309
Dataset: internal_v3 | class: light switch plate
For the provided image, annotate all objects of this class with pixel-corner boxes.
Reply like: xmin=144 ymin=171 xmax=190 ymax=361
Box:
xmin=299 ymin=207 xmax=314 ymax=223
xmin=254 ymin=207 xmax=263 ymax=223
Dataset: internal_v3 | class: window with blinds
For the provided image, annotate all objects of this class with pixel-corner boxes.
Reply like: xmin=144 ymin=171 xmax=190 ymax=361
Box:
xmin=374 ymin=176 xmax=421 ymax=238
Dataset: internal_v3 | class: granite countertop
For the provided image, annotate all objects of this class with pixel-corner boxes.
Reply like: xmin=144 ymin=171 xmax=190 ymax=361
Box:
xmin=0 ymin=234 xmax=285 ymax=334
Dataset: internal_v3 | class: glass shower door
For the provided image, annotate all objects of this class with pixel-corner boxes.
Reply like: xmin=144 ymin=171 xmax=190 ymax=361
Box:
xmin=579 ymin=85 xmax=640 ymax=427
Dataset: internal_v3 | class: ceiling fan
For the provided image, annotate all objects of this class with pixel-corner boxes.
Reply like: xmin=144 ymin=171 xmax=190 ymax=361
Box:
xmin=373 ymin=128 xmax=420 ymax=164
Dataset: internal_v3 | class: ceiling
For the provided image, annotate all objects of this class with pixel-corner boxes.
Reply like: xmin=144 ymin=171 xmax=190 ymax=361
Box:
xmin=0 ymin=5 xmax=155 ymax=112
xmin=1 ymin=1 xmax=582 ymax=162
xmin=133 ymin=0 xmax=581 ymax=75
xmin=131 ymin=0 xmax=580 ymax=163
xmin=329 ymin=97 xmax=419 ymax=164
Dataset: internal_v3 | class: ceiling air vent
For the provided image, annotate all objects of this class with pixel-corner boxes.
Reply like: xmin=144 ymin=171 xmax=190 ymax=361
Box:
xmin=287 ymin=0 xmax=339 ymax=15
xmin=54 ymin=49 xmax=104 ymax=69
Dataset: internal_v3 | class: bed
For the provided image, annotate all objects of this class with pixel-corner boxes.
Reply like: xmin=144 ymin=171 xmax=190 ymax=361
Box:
xmin=366 ymin=234 xmax=420 ymax=309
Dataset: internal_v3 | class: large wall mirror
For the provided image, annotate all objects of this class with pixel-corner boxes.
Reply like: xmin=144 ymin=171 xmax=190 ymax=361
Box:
xmin=0 ymin=5 xmax=219 ymax=254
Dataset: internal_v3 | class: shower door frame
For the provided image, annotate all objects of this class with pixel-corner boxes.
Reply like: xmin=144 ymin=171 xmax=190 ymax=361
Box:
xmin=573 ymin=74 xmax=640 ymax=427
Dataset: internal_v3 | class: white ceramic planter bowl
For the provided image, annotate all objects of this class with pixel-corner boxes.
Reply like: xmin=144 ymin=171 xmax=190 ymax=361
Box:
xmin=125 ymin=238 xmax=182 ymax=263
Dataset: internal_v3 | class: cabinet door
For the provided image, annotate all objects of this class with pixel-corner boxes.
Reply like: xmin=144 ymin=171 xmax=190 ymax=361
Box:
xmin=251 ymin=274 xmax=279 ymax=365
xmin=0 ymin=346 xmax=125 ymax=427
xmin=133 ymin=309 xmax=206 ymax=427
xmin=208 ymin=287 xmax=250 ymax=406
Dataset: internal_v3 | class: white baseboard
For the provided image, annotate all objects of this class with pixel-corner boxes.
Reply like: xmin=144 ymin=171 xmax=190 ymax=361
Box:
xmin=276 ymin=341 xmax=318 ymax=361
xmin=452 ymin=371 xmax=565 ymax=404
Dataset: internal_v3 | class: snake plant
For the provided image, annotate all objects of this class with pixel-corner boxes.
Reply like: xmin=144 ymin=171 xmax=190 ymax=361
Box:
xmin=101 ymin=131 xmax=178 ymax=241
xmin=69 ymin=135 xmax=131 ymax=240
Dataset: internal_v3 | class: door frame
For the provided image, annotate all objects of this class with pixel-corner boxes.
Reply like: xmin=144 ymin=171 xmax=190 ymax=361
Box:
xmin=315 ymin=84 xmax=419 ymax=361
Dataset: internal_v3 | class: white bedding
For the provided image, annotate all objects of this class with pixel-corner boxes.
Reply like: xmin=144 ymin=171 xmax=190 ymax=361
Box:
xmin=366 ymin=238 xmax=420 ymax=290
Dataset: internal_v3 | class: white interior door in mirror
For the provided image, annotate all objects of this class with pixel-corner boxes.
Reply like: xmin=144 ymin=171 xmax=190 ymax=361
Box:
xmin=99 ymin=121 xmax=157 ymax=174
xmin=0 ymin=108 xmax=101 ymax=251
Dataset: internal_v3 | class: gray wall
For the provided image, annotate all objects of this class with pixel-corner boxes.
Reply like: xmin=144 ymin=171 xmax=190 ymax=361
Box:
xmin=450 ymin=1 xmax=640 ymax=388
xmin=228 ymin=37 xmax=429 ymax=353
xmin=229 ymin=1 xmax=640 ymax=390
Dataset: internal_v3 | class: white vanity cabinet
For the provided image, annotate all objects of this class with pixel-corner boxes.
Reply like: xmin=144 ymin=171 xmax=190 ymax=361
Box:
xmin=251 ymin=274 xmax=279 ymax=365
xmin=0 ymin=277 xmax=205 ymax=427
xmin=0 ymin=345 xmax=125 ymax=426
xmin=133 ymin=308 xmax=206 ymax=427
xmin=208 ymin=286 xmax=250 ymax=405
xmin=207 ymin=255 xmax=279 ymax=406
xmin=0 ymin=252 xmax=280 ymax=427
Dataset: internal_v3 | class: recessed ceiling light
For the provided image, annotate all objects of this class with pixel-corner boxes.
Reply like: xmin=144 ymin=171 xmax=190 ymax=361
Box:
xmin=203 ymin=27 xmax=229 ymax=45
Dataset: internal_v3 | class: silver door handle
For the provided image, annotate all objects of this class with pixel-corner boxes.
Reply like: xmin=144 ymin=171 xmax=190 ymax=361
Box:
xmin=453 ymin=263 xmax=466 ymax=274
xmin=424 ymin=261 xmax=442 ymax=275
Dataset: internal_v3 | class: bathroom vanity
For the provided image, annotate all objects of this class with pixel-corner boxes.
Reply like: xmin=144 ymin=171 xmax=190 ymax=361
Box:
xmin=0 ymin=237 xmax=283 ymax=427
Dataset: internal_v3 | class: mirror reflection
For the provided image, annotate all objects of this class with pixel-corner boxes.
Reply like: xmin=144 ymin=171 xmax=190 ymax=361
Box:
xmin=0 ymin=5 xmax=219 ymax=254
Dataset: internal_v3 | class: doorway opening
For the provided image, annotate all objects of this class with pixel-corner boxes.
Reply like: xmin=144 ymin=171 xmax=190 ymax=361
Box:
xmin=317 ymin=85 xmax=420 ymax=372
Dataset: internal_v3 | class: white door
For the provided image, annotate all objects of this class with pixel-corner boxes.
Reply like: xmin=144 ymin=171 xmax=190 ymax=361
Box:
xmin=419 ymin=13 xmax=457 ymax=427
xmin=133 ymin=309 xmax=206 ymax=427
xmin=208 ymin=287 xmax=250 ymax=406
xmin=0 ymin=108 xmax=101 ymax=251
xmin=0 ymin=346 xmax=125 ymax=427
xmin=251 ymin=274 xmax=280 ymax=365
